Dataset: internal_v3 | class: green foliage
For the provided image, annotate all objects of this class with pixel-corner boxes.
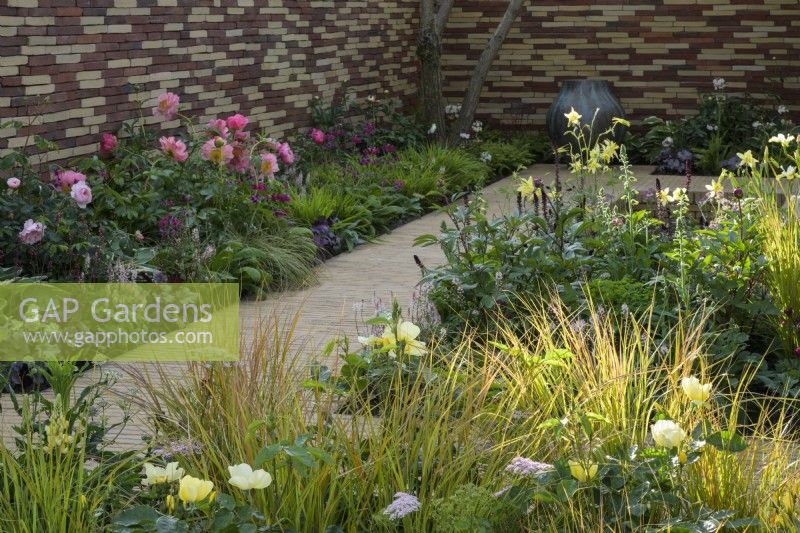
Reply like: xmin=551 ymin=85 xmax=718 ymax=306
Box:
xmin=431 ymin=484 xmax=521 ymax=532
xmin=470 ymin=131 xmax=550 ymax=177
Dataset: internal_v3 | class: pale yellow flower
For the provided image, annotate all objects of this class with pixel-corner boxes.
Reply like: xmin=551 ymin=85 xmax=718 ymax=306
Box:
xmin=670 ymin=187 xmax=687 ymax=203
xmin=564 ymin=107 xmax=582 ymax=128
xmin=656 ymin=188 xmax=672 ymax=205
xmin=600 ymin=139 xmax=619 ymax=163
xmin=778 ymin=165 xmax=797 ymax=180
xmin=769 ymin=133 xmax=795 ymax=147
xmin=705 ymin=178 xmax=724 ymax=200
xmin=382 ymin=321 xmax=426 ymax=356
xmin=165 ymin=494 xmax=176 ymax=514
xmin=517 ymin=176 xmax=537 ymax=201
xmin=651 ymin=420 xmax=686 ymax=448
xmin=568 ymin=460 xmax=598 ymax=482
xmin=178 ymin=475 xmax=214 ymax=503
xmin=680 ymin=376 xmax=712 ymax=403
xmin=228 ymin=463 xmax=273 ymax=490
xmin=143 ymin=462 xmax=185 ymax=486
xmin=736 ymin=150 xmax=758 ymax=169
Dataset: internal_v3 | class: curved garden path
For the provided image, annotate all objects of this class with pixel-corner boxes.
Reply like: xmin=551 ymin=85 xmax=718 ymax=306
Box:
xmin=0 ymin=165 xmax=711 ymax=450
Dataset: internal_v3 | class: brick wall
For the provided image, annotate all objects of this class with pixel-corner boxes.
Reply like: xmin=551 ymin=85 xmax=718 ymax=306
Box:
xmin=0 ymin=0 xmax=418 ymax=164
xmin=441 ymin=1 xmax=800 ymax=128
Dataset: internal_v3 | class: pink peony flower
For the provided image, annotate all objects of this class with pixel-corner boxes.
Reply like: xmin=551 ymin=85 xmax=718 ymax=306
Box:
xmin=226 ymin=113 xmax=249 ymax=131
xmin=309 ymin=128 xmax=325 ymax=145
xmin=19 ymin=219 xmax=45 ymax=245
xmin=160 ymin=136 xmax=189 ymax=162
xmin=227 ymin=143 xmax=250 ymax=173
xmin=99 ymin=132 xmax=118 ymax=156
xmin=207 ymin=118 xmax=229 ymax=139
xmin=202 ymin=137 xmax=234 ymax=166
xmin=54 ymin=170 xmax=87 ymax=190
xmin=259 ymin=152 xmax=279 ymax=178
xmin=7 ymin=177 xmax=20 ymax=189
xmin=234 ymin=130 xmax=250 ymax=142
xmin=70 ymin=181 xmax=93 ymax=209
xmin=154 ymin=92 xmax=180 ymax=119
xmin=277 ymin=142 xmax=295 ymax=165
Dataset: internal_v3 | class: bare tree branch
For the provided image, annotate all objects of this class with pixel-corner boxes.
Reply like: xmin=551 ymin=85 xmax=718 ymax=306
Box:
xmin=453 ymin=0 xmax=526 ymax=140
xmin=434 ymin=0 xmax=454 ymax=37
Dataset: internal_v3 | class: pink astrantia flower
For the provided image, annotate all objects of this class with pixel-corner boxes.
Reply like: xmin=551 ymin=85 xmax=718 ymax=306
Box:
xmin=309 ymin=128 xmax=325 ymax=145
xmin=207 ymin=119 xmax=229 ymax=139
xmin=70 ymin=181 xmax=93 ymax=209
xmin=226 ymin=113 xmax=249 ymax=131
xmin=99 ymin=132 xmax=118 ymax=156
xmin=202 ymin=137 xmax=234 ymax=166
xmin=7 ymin=177 xmax=20 ymax=189
xmin=153 ymin=92 xmax=180 ymax=119
xmin=19 ymin=219 xmax=45 ymax=245
xmin=277 ymin=142 xmax=295 ymax=165
xmin=259 ymin=152 xmax=279 ymax=178
xmin=54 ymin=170 xmax=87 ymax=190
xmin=160 ymin=136 xmax=189 ymax=162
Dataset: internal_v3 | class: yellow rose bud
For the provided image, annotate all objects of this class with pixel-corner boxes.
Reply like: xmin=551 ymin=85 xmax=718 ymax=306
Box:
xmin=166 ymin=494 xmax=175 ymax=514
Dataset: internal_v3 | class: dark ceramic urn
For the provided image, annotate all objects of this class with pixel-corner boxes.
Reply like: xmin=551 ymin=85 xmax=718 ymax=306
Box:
xmin=545 ymin=79 xmax=626 ymax=148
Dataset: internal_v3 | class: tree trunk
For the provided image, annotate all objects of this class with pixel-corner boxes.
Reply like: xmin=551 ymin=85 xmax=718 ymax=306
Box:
xmin=452 ymin=0 xmax=525 ymax=141
xmin=416 ymin=0 xmax=453 ymax=143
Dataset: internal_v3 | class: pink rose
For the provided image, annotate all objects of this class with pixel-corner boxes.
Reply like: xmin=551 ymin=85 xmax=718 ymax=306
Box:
xmin=7 ymin=177 xmax=20 ymax=189
xmin=226 ymin=113 xmax=249 ymax=131
xmin=277 ymin=142 xmax=295 ymax=165
xmin=159 ymin=136 xmax=189 ymax=162
xmin=70 ymin=181 xmax=93 ymax=209
xmin=153 ymin=92 xmax=180 ymax=120
xmin=310 ymin=128 xmax=325 ymax=145
xmin=19 ymin=219 xmax=45 ymax=245
xmin=259 ymin=152 xmax=279 ymax=179
xmin=201 ymin=137 xmax=234 ymax=166
xmin=99 ymin=132 xmax=118 ymax=156
xmin=207 ymin=118 xmax=229 ymax=139
xmin=53 ymin=170 xmax=87 ymax=190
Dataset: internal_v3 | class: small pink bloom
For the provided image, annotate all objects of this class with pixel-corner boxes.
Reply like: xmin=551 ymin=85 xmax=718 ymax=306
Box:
xmin=159 ymin=136 xmax=189 ymax=162
xmin=153 ymin=92 xmax=180 ymax=119
xmin=227 ymin=143 xmax=250 ymax=173
xmin=207 ymin=118 xmax=229 ymax=139
xmin=226 ymin=113 xmax=249 ymax=131
xmin=202 ymin=137 xmax=234 ymax=166
xmin=19 ymin=219 xmax=45 ymax=245
xmin=234 ymin=130 xmax=250 ymax=142
xmin=309 ymin=128 xmax=325 ymax=145
xmin=54 ymin=170 xmax=87 ymax=190
xmin=99 ymin=132 xmax=118 ymax=156
xmin=70 ymin=181 xmax=93 ymax=209
xmin=259 ymin=152 xmax=279 ymax=178
xmin=277 ymin=142 xmax=295 ymax=165
xmin=134 ymin=230 xmax=144 ymax=241
xmin=7 ymin=177 xmax=20 ymax=189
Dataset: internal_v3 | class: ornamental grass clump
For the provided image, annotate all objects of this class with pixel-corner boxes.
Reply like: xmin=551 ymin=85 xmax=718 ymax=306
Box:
xmin=124 ymin=298 xmax=800 ymax=531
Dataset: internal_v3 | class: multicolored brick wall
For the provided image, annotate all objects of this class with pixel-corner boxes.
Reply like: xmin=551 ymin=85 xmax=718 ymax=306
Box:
xmin=3 ymin=1 xmax=800 ymax=163
xmin=441 ymin=1 xmax=800 ymax=127
xmin=0 ymin=0 xmax=418 ymax=164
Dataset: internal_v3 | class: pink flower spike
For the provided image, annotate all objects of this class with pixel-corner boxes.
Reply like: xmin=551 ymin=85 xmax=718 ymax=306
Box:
xmin=309 ymin=128 xmax=325 ymax=145
xmin=7 ymin=177 xmax=20 ymax=189
xmin=99 ymin=132 xmax=118 ymax=156
xmin=259 ymin=152 xmax=279 ymax=178
xmin=153 ymin=92 xmax=180 ymax=119
xmin=70 ymin=181 xmax=93 ymax=209
xmin=159 ymin=136 xmax=189 ymax=162
xmin=277 ymin=142 xmax=295 ymax=165
xmin=207 ymin=118 xmax=229 ymax=139
xmin=19 ymin=219 xmax=45 ymax=245
xmin=226 ymin=113 xmax=249 ymax=131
